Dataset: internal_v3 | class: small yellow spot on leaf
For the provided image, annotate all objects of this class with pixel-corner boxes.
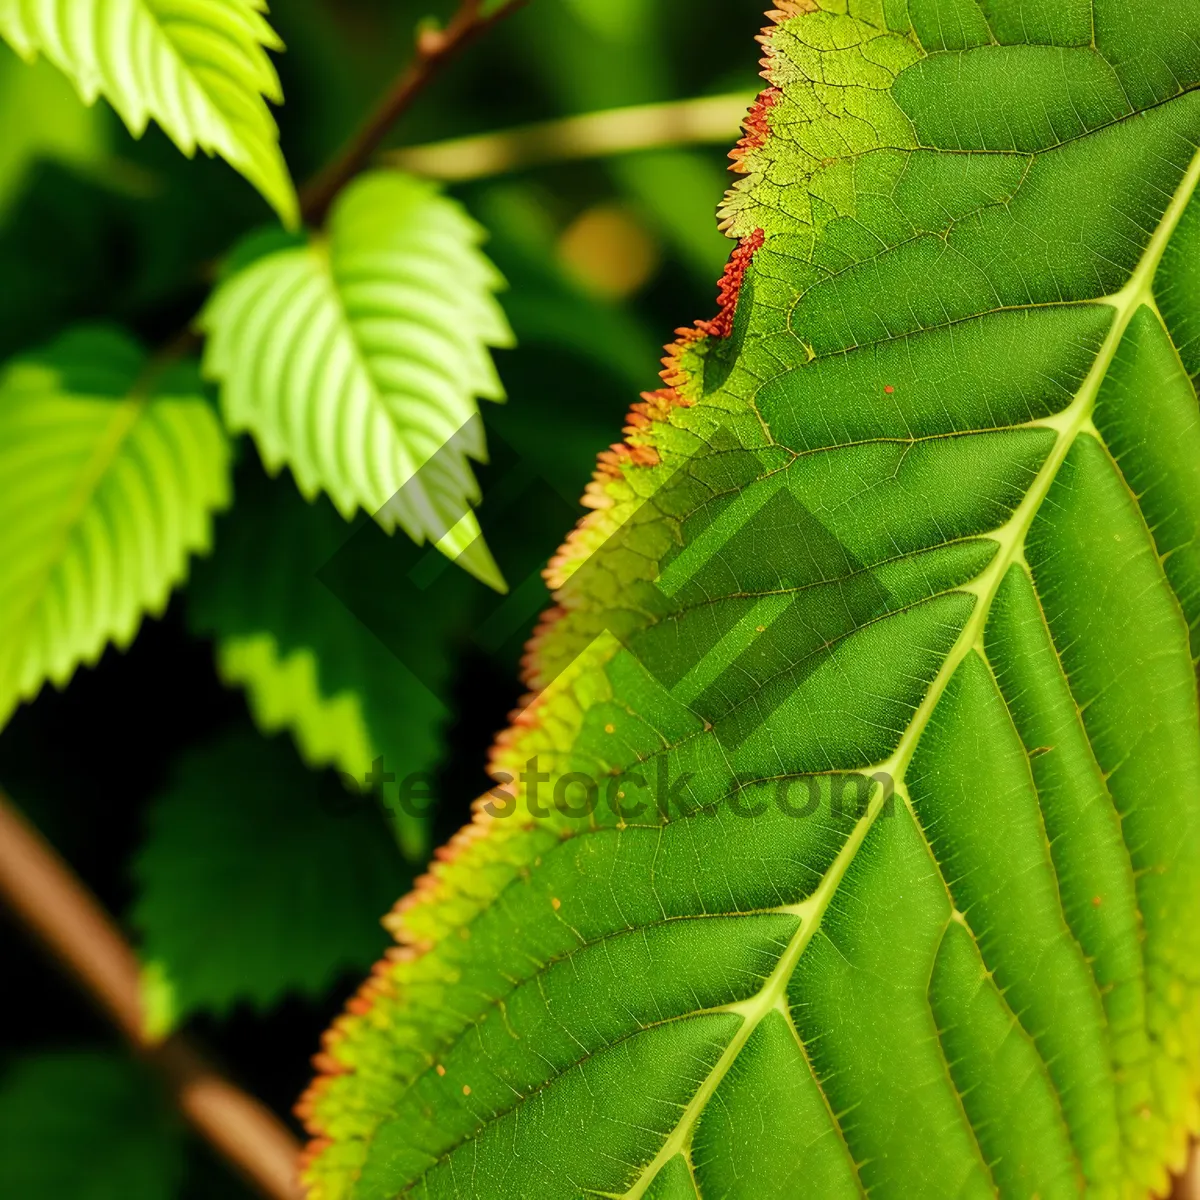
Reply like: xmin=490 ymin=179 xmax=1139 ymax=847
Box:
xmin=551 ymin=897 xmax=561 ymax=911
xmin=462 ymin=1085 xmax=471 ymax=1096
xmin=436 ymin=1064 xmax=446 ymax=1077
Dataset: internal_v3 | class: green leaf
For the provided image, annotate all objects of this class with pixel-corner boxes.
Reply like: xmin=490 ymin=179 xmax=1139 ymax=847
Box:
xmin=132 ymin=728 xmax=410 ymax=1024
xmin=0 ymin=0 xmax=297 ymax=226
xmin=200 ymin=170 xmax=514 ymax=591
xmin=0 ymin=326 xmax=231 ymax=731
xmin=217 ymin=635 xmax=379 ymax=792
xmin=302 ymin=4 xmax=1200 ymax=1198
xmin=0 ymin=39 xmax=109 ymax=217
xmin=188 ymin=463 xmax=467 ymax=859
xmin=0 ymin=1051 xmax=182 ymax=1198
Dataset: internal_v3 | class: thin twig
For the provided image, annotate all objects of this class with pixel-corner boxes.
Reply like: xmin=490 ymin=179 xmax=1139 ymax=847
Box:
xmin=142 ymin=0 xmax=526 ymax=383
xmin=383 ymin=92 xmax=756 ymax=182
xmin=0 ymin=792 xmax=303 ymax=1200
xmin=299 ymin=0 xmax=529 ymax=224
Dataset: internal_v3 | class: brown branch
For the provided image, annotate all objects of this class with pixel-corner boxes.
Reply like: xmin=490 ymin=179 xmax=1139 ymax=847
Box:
xmin=0 ymin=792 xmax=302 ymax=1200
xmin=299 ymin=0 xmax=529 ymax=225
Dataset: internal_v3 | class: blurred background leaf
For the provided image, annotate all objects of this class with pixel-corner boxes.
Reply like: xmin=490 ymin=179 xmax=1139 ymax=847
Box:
xmin=0 ymin=1051 xmax=183 ymax=1198
xmin=131 ymin=728 xmax=409 ymax=1028
xmin=0 ymin=41 xmax=109 ymax=218
xmin=188 ymin=456 xmax=464 ymax=859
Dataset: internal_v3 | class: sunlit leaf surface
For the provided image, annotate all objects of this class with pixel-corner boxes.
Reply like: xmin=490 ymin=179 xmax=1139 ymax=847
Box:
xmin=304 ymin=2 xmax=1200 ymax=1196
xmin=0 ymin=0 xmax=297 ymax=224
xmin=201 ymin=172 xmax=513 ymax=589
xmin=0 ymin=327 xmax=230 ymax=731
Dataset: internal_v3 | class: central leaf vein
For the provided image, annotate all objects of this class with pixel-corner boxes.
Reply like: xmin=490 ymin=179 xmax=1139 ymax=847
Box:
xmin=621 ymin=129 xmax=1200 ymax=1200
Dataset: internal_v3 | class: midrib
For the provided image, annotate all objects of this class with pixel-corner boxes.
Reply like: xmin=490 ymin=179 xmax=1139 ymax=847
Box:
xmin=6 ymin=397 xmax=143 ymax=690
xmin=621 ymin=137 xmax=1200 ymax=1199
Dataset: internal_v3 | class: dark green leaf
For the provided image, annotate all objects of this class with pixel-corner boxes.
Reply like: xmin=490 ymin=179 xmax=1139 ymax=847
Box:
xmin=0 ymin=1051 xmax=182 ymax=1199
xmin=188 ymin=460 xmax=469 ymax=858
xmin=132 ymin=728 xmax=409 ymax=1024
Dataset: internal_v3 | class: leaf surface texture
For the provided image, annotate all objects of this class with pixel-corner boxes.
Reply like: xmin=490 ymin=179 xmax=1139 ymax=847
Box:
xmin=303 ymin=3 xmax=1200 ymax=1197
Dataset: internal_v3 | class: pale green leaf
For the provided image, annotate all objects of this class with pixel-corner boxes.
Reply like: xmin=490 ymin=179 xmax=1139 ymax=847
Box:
xmin=0 ymin=0 xmax=297 ymax=226
xmin=132 ymin=728 xmax=410 ymax=1022
xmin=199 ymin=170 xmax=513 ymax=590
xmin=0 ymin=326 xmax=231 ymax=730
xmin=0 ymin=1052 xmax=182 ymax=1199
xmin=303 ymin=4 xmax=1200 ymax=1198
xmin=219 ymin=634 xmax=378 ymax=787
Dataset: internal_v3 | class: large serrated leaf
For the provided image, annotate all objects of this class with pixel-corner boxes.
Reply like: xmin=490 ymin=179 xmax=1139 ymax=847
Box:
xmin=0 ymin=326 xmax=231 ymax=732
xmin=0 ymin=0 xmax=297 ymax=225
xmin=200 ymin=171 xmax=514 ymax=591
xmin=302 ymin=4 xmax=1200 ymax=1198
